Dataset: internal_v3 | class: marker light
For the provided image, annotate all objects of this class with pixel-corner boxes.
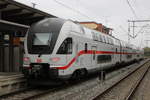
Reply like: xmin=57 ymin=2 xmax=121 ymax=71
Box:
xmin=23 ymin=57 xmax=30 ymax=65
xmin=50 ymin=57 xmax=60 ymax=62
xmin=23 ymin=57 xmax=30 ymax=62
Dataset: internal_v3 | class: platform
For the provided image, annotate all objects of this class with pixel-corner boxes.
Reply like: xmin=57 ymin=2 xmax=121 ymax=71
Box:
xmin=0 ymin=72 xmax=26 ymax=96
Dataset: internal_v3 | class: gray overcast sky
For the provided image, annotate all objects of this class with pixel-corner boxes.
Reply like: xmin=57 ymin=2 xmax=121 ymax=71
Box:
xmin=15 ymin=0 xmax=150 ymax=48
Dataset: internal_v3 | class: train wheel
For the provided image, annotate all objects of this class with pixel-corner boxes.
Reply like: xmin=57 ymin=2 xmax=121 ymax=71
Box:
xmin=81 ymin=69 xmax=88 ymax=78
xmin=74 ymin=70 xmax=81 ymax=80
xmin=71 ymin=69 xmax=87 ymax=81
xmin=71 ymin=70 xmax=80 ymax=80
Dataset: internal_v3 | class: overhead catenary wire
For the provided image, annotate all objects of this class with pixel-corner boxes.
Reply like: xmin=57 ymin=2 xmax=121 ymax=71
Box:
xmin=53 ymin=0 xmax=93 ymax=20
xmin=126 ymin=0 xmax=138 ymax=19
xmin=135 ymin=24 xmax=150 ymax=38
xmin=119 ymin=25 xmax=128 ymax=33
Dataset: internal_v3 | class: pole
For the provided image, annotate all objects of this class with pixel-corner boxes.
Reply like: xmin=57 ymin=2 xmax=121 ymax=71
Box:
xmin=128 ymin=21 xmax=130 ymax=44
xmin=31 ymin=3 xmax=37 ymax=8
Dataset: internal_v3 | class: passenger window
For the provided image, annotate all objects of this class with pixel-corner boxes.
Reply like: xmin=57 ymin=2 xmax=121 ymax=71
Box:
xmin=96 ymin=35 xmax=99 ymax=41
xmin=94 ymin=33 xmax=98 ymax=41
xmin=103 ymin=36 xmax=106 ymax=43
xmin=97 ymin=55 xmax=111 ymax=63
xmin=111 ymin=39 xmax=114 ymax=45
xmin=57 ymin=38 xmax=72 ymax=54
xmin=92 ymin=32 xmax=95 ymax=40
xmin=99 ymin=35 xmax=102 ymax=42
xmin=108 ymin=38 xmax=111 ymax=44
xmin=106 ymin=37 xmax=109 ymax=44
xmin=126 ymin=55 xmax=132 ymax=59
xmin=107 ymin=38 xmax=109 ymax=44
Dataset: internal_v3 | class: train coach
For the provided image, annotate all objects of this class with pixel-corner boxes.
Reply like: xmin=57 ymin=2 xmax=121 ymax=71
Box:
xmin=22 ymin=18 xmax=143 ymax=81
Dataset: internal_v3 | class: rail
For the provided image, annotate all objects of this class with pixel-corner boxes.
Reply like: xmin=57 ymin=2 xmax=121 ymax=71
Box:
xmin=93 ymin=59 xmax=150 ymax=100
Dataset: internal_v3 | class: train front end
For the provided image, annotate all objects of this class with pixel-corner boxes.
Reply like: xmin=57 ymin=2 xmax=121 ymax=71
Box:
xmin=22 ymin=18 xmax=65 ymax=80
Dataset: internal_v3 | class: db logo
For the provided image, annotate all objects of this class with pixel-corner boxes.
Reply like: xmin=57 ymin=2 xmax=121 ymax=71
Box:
xmin=36 ymin=58 xmax=42 ymax=63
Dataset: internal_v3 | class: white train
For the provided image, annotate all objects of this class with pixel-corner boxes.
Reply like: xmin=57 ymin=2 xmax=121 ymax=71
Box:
xmin=23 ymin=18 xmax=143 ymax=81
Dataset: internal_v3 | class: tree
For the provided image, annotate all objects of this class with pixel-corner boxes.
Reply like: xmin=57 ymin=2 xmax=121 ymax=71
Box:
xmin=143 ymin=47 xmax=150 ymax=56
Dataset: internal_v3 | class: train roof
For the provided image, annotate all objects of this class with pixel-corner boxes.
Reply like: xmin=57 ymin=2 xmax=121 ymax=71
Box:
xmin=30 ymin=18 xmax=139 ymax=50
xmin=72 ymin=20 xmax=137 ymax=49
xmin=29 ymin=18 xmax=65 ymax=33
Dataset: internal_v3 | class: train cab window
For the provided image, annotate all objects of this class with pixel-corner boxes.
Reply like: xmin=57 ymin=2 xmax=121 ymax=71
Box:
xmin=57 ymin=38 xmax=72 ymax=54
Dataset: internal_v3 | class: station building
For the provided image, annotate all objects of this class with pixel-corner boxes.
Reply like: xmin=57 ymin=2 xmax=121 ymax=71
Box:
xmin=0 ymin=0 xmax=112 ymax=73
xmin=0 ymin=0 xmax=55 ymax=73
xmin=80 ymin=22 xmax=113 ymax=35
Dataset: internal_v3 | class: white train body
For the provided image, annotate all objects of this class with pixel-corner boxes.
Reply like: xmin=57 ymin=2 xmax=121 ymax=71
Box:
xmin=23 ymin=18 xmax=143 ymax=80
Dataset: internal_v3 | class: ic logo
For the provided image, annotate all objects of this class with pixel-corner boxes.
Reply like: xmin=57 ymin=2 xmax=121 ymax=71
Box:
xmin=36 ymin=58 xmax=42 ymax=63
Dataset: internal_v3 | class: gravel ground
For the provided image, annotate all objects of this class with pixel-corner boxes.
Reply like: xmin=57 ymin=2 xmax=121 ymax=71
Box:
xmin=130 ymin=66 xmax=150 ymax=100
xmin=34 ymin=60 xmax=147 ymax=100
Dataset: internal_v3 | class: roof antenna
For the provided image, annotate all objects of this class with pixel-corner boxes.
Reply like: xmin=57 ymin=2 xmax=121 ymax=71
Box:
xmin=31 ymin=2 xmax=37 ymax=8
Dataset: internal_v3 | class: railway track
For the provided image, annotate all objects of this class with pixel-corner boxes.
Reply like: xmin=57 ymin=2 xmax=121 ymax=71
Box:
xmin=0 ymin=85 xmax=66 ymax=100
xmin=0 ymin=74 xmax=97 ymax=100
xmin=124 ymin=65 xmax=150 ymax=100
xmin=0 ymin=60 xmax=148 ymax=100
xmin=25 ymin=61 xmax=146 ymax=100
xmin=93 ymin=60 xmax=150 ymax=100
xmin=125 ymin=63 xmax=150 ymax=100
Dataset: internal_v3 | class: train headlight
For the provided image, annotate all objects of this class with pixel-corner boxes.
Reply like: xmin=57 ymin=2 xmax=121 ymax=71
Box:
xmin=23 ymin=57 xmax=30 ymax=65
xmin=50 ymin=57 xmax=60 ymax=62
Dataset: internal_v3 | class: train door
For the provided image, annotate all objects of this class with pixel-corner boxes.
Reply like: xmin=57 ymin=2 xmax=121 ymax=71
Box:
xmin=75 ymin=43 xmax=79 ymax=65
xmin=66 ymin=38 xmax=73 ymax=64
xmin=91 ymin=46 xmax=97 ymax=66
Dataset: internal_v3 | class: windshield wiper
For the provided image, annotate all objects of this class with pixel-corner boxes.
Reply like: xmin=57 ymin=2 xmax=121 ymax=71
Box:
xmin=38 ymin=46 xmax=49 ymax=57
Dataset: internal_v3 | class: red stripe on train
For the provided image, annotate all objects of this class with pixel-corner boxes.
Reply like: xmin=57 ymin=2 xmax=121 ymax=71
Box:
xmin=55 ymin=50 xmax=140 ymax=69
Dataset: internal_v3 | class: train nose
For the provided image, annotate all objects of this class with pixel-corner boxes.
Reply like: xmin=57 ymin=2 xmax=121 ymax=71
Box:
xmin=31 ymin=64 xmax=49 ymax=78
xmin=29 ymin=63 xmax=58 ymax=79
xmin=32 ymin=65 xmax=42 ymax=77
